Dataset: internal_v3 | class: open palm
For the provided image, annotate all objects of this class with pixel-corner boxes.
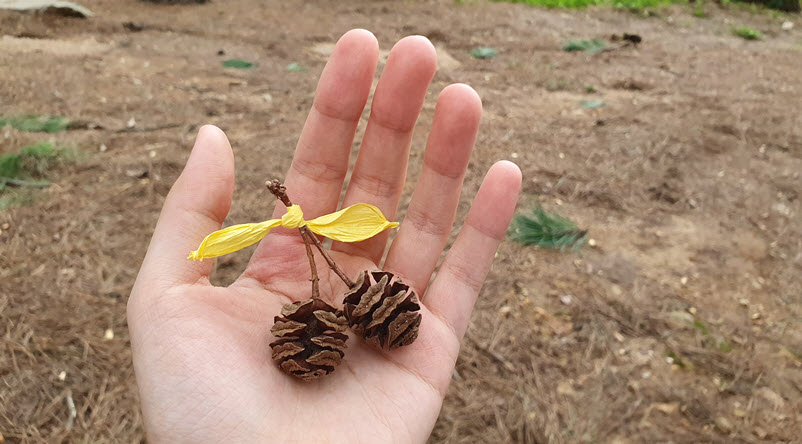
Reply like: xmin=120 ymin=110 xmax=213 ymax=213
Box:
xmin=128 ymin=30 xmax=521 ymax=443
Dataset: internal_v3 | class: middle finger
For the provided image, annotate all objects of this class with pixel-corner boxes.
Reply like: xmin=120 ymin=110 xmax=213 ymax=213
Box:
xmin=331 ymin=35 xmax=437 ymax=264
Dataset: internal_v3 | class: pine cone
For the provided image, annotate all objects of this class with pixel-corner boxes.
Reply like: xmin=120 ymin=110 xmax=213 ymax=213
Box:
xmin=269 ymin=298 xmax=348 ymax=381
xmin=342 ymin=270 xmax=422 ymax=350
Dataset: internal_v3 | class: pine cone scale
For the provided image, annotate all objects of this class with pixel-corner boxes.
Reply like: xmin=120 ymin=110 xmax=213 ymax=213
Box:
xmin=366 ymin=290 xmax=408 ymax=329
xmin=271 ymin=320 xmax=306 ymax=337
xmin=307 ymin=350 xmax=343 ymax=367
xmin=280 ymin=358 xmax=310 ymax=374
xmin=310 ymin=334 xmax=347 ymax=349
xmin=350 ymin=274 xmax=389 ymax=318
xmin=314 ymin=310 xmax=347 ymax=330
xmin=388 ymin=311 xmax=421 ymax=347
xmin=270 ymin=341 xmax=305 ymax=360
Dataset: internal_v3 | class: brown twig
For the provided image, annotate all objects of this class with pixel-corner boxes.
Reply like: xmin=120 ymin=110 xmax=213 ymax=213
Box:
xmin=266 ymin=179 xmax=355 ymax=288
xmin=464 ymin=331 xmax=515 ymax=373
xmin=300 ymin=223 xmax=320 ymax=299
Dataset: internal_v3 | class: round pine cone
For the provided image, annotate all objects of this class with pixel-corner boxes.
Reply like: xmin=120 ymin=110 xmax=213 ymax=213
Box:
xmin=269 ymin=299 xmax=348 ymax=381
xmin=342 ymin=270 xmax=422 ymax=350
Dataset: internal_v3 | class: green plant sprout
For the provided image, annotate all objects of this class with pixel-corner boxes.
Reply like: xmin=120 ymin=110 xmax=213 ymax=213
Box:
xmin=732 ymin=26 xmax=764 ymax=40
xmin=510 ymin=205 xmax=588 ymax=251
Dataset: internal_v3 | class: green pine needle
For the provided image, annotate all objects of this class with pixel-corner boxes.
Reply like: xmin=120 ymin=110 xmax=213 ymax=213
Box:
xmin=563 ymin=39 xmax=607 ymax=53
xmin=0 ymin=142 xmax=72 ymax=187
xmin=0 ymin=115 xmax=70 ymax=133
xmin=510 ymin=205 xmax=588 ymax=251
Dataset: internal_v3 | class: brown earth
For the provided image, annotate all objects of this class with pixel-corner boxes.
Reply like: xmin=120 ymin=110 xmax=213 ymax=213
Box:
xmin=1 ymin=0 xmax=801 ymax=442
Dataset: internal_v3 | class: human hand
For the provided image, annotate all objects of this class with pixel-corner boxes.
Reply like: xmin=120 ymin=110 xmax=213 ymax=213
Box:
xmin=128 ymin=29 xmax=521 ymax=443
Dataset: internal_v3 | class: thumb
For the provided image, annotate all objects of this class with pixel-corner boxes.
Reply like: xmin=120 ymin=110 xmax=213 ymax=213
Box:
xmin=132 ymin=125 xmax=235 ymax=300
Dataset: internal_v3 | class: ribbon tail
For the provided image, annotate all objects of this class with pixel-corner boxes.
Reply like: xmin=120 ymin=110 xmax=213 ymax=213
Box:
xmin=306 ymin=203 xmax=399 ymax=243
xmin=188 ymin=219 xmax=282 ymax=261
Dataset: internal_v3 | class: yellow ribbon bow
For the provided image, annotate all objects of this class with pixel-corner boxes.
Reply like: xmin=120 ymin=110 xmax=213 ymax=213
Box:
xmin=188 ymin=203 xmax=398 ymax=261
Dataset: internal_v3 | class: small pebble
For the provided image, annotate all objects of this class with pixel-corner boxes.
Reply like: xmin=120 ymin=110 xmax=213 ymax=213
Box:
xmin=613 ymin=331 xmax=625 ymax=342
xmin=1 ymin=223 xmax=9 ymax=230
xmin=104 ymin=329 xmax=114 ymax=340
xmin=99 ymin=144 xmax=108 ymax=152
xmin=58 ymin=371 xmax=66 ymax=381
xmin=680 ymin=276 xmax=688 ymax=285
xmin=751 ymin=313 xmax=761 ymax=320
xmin=511 ymin=152 xmax=519 ymax=159
xmin=588 ymin=238 xmax=597 ymax=247
xmin=642 ymin=371 xmax=651 ymax=379
xmin=781 ymin=21 xmax=794 ymax=31
xmin=715 ymin=416 xmax=734 ymax=434
xmin=738 ymin=298 xmax=749 ymax=307
xmin=560 ymin=295 xmax=573 ymax=305
xmin=126 ymin=117 xmax=136 ymax=128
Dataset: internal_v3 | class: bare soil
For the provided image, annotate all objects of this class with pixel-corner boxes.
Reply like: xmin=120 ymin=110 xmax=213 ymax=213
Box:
xmin=1 ymin=0 xmax=801 ymax=442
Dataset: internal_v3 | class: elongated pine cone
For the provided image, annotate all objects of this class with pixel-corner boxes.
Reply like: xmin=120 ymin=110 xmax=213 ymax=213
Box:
xmin=269 ymin=299 xmax=348 ymax=381
xmin=342 ymin=270 xmax=422 ymax=350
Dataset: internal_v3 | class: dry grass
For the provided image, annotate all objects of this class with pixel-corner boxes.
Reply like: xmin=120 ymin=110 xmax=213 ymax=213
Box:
xmin=2 ymin=0 xmax=802 ymax=442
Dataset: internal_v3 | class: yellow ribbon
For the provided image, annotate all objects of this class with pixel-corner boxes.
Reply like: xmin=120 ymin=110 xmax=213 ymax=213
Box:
xmin=188 ymin=203 xmax=399 ymax=261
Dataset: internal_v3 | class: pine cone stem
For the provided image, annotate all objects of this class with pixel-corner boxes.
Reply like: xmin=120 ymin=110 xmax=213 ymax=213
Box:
xmin=302 ymin=229 xmax=354 ymax=288
xmin=266 ymin=179 xmax=355 ymax=288
xmin=301 ymin=224 xmax=320 ymax=299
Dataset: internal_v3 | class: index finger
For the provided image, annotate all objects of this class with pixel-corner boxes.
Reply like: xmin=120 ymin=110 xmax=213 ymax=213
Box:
xmin=244 ymin=29 xmax=379 ymax=281
xmin=276 ymin=29 xmax=379 ymax=220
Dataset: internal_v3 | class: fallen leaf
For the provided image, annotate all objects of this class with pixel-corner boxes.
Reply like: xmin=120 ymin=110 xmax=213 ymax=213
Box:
xmin=756 ymin=387 xmax=785 ymax=410
xmin=557 ymin=381 xmax=576 ymax=396
xmin=471 ymin=47 xmax=498 ymax=59
xmin=287 ymin=62 xmax=307 ymax=72
xmin=714 ymin=416 xmax=733 ymax=434
xmin=654 ymin=402 xmax=679 ymax=414
xmin=579 ymin=100 xmax=605 ymax=109
xmin=222 ymin=59 xmax=253 ymax=69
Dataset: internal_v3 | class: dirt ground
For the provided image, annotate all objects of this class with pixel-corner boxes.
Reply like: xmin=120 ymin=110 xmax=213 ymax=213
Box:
xmin=1 ymin=0 xmax=801 ymax=442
